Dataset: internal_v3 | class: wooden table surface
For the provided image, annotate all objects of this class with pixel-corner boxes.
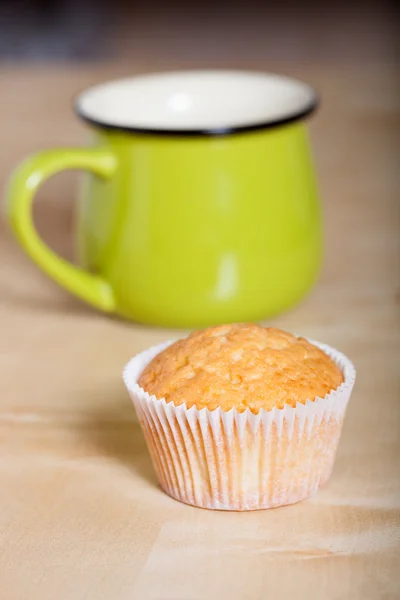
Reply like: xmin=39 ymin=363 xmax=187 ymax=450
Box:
xmin=0 ymin=63 xmax=399 ymax=600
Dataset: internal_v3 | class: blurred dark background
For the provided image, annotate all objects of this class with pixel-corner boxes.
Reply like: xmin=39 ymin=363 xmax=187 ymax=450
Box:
xmin=0 ymin=0 xmax=398 ymax=64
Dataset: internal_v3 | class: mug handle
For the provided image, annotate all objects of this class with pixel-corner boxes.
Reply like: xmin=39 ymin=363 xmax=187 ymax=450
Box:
xmin=5 ymin=148 xmax=117 ymax=312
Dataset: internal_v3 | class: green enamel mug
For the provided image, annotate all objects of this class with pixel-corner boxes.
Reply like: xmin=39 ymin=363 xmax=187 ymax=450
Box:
xmin=6 ymin=70 xmax=321 ymax=327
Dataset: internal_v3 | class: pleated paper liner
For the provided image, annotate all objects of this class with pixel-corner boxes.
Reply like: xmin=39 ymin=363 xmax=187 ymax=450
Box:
xmin=123 ymin=340 xmax=355 ymax=510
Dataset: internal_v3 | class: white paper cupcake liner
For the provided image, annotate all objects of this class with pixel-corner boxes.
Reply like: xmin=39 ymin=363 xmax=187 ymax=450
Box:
xmin=123 ymin=339 xmax=356 ymax=511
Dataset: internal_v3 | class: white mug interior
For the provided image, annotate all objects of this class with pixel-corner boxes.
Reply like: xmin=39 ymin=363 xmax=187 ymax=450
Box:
xmin=76 ymin=70 xmax=317 ymax=134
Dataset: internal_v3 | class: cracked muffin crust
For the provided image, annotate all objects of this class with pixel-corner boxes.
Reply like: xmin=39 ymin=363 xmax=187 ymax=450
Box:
xmin=138 ymin=323 xmax=344 ymax=413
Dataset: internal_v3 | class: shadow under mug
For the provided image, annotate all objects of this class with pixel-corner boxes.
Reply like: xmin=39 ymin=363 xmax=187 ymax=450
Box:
xmin=6 ymin=70 xmax=321 ymax=328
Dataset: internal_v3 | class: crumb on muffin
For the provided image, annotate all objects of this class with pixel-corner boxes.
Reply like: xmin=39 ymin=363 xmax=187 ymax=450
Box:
xmin=138 ymin=324 xmax=344 ymax=413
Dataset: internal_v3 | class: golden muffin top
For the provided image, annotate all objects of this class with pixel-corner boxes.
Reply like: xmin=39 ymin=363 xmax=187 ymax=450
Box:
xmin=138 ymin=324 xmax=344 ymax=413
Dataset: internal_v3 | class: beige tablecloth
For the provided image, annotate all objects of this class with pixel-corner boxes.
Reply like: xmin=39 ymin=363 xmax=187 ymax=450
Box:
xmin=0 ymin=63 xmax=399 ymax=599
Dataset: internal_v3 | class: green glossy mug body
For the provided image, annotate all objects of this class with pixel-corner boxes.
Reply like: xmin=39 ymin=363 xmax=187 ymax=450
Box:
xmin=6 ymin=71 xmax=322 ymax=327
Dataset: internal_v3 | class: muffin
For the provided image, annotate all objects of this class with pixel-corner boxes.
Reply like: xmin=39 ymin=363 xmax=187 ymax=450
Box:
xmin=123 ymin=324 xmax=355 ymax=510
